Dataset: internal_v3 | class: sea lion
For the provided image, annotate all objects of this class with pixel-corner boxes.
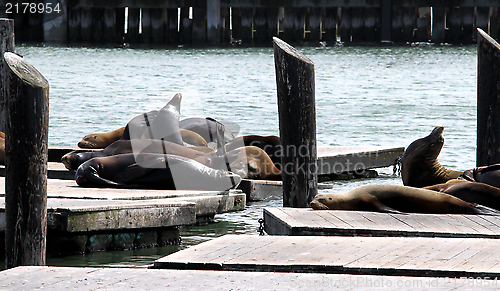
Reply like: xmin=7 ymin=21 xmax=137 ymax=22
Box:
xmin=75 ymin=153 xmax=241 ymax=191
xmin=424 ymin=180 xmax=500 ymax=211
xmin=62 ymin=140 xmax=281 ymax=180
xmin=63 ymin=139 xmax=214 ymax=172
xmin=78 ymin=127 xmax=207 ymax=149
xmin=460 ymin=163 xmax=500 ymax=189
xmin=179 ymin=117 xmax=235 ymax=144
xmin=78 ymin=126 xmax=125 ymax=149
xmin=401 ymin=126 xmax=463 ymax=188
xmin=310 ymin=184 xmax=500 ymax=215
xmin=225 ymin=135 xmax=282 ymax=166
xmin=211 ymin=146 xmax=282 ymax=180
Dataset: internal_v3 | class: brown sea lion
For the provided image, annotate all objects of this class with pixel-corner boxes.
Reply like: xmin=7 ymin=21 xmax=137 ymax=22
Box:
xmin=179 ymin=117 xmax=235 ymax=144
xmin=460 ymin=163 xmax=500 ymax=189
xmin=62 ymin=140 xmax=281 ymax=181
xmin=401 ymin=126 xmax=463 ymax=188
xmin=225 ymin=135 xmax=282 ymax=166
xmin=425 ymin=180 xmax=500 ymax=211
xmin=310 ymin=184 xmax=500 ymax=215
xmin=211 ymin=146 xmax=282 ymax=181
xmin=78 ymin=126 xmax=125 ymax=149
xmin=75 ymin=153 xmax=241 ymax=191
xmin=63 ymin=139 xmax=214 ymax=172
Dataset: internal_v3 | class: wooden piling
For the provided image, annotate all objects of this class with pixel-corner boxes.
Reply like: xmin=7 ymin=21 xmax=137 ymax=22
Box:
xmin=166 ymin=8 xmax=178 ymax=44
xmin=141 ymin=8 xmax=152 ymax=43
xmin=401 ymin=7 xmax=416 ymax=42
xmin=0 ymin=19 xmax=14 ymax=133
xmin=391 ymin=7 xmax=403 ymax=42
xmin=92 ymin=8 xmax=105 ymax=43
xmin=431 ymin=7 xmax=445 ymax=43
xmin=80 ymin=8 xmax=92 ymax=42
xmin=4 ymin=52 xmax=49 ymax=269
xmin=240 ymin=8 xmax=253 ymax=44
xmin=476 ymin=7 xmax=490 ymax=41
xmin=127 ymin=8 xmax=140 ymax=43
xmin=477 ymin=28 xmax=500 ymax=166
xmin=254 ymin=8 xmax=268 ymax=44
xmin=67 ymin=8 xmax=81 ymax=42
xmin=350 ymin=8 xmax=364 ymax=42
xmin=380 ymin=0 xmax=392 ymax=42
xmin=192 ymin=7 xmax=207 ymax=44
xmin=446 ymin=7 xmax=462 ymax=43
xmin=150 ymin=9 xmax=164 ymax=43
xmin=462 ymin=7 xmax=474 ymax=43
xmin=207 ymin=0 xmax=220 ymax=45
xmin=339 ymin=7 xmax=351 ymax=42
xmin=103 ymin=8 xmax=117 ymax=42
xmin=273 ymin=37 xmax=317 ymax=208
xmin=322 ymin=7 xmax=337 ymax=43
xmin=307 ymin=8 xmax=321 ymax=42
xmin=364 ymin=8 xmax=378 ymax=42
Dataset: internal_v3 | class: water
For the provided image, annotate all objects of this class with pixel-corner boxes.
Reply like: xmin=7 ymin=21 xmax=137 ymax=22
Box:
xmin=14 ymin=43 xmax=477 ymax=268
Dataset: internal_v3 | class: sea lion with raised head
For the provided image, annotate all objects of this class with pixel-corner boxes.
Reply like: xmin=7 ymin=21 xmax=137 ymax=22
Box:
xmin=75 ymin=153 xmax=241 ymax=191
xmin=424 ymin=180 xmax=500 ymax=211
xmin=310 ymin=184 xmax=500 ymax=215
xmin=402 ymin=126 xmax=463 ymax=188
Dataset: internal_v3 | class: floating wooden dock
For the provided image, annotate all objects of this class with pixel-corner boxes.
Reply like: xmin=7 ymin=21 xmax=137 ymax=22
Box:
xmin=263 ymin=207 xmax=500 ymax=238
xmin=0 ymin=145 xmax=402 ymax=201
xmin=153 ymin=234 xmax=500 ymax=278
xmin=0 ymin=177 xmax=245 ymax=255
xmin=3 ymin=266 xmax=498 ymax=290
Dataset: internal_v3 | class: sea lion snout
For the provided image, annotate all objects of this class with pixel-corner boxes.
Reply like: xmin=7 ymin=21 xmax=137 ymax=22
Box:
xmin=310 ymin=196 xmax=329 ymax=210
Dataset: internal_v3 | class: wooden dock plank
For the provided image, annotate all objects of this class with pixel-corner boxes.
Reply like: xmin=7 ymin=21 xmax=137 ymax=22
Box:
xmin=3 ymin=266 xmax=500 ymax=290
xmin=264 ymin=208 xmax=500 ymax=238
xmin=154 ymin=235 xmax=500 ymax=278
xmin=451 ymin=240 xmax=500 ymax=271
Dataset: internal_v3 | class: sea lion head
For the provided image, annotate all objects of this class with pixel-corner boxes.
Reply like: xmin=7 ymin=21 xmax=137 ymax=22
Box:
xmin=61 ymin=151 xmax=96 ymax=171
xmin=310 ymin=194 xmax=331 ymax=210
xmin=78 ymin=133 xmax=105 ymax=149
xmin=403 ymin=126 xmax=445 ymax=162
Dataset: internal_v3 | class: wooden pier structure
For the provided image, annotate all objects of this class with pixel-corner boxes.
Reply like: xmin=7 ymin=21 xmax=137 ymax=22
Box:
xmin=3 ymin=266 xmax=499 ymax=290
xmin=0 ymin=177 xmax=246 ymax=256
xmin=5 ymin=0 xmax=500 ymax=45
xmin=154 ymin=234 xmax=500 ymax=278
xmin=264 ymin=207 xmax=500 ymax=238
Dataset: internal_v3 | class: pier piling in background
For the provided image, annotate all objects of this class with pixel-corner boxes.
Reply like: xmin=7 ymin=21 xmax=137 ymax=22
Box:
xmin=4 ymin=52 xmax=49 ymax=269
xmin=477 ymin=28 xmax=500 ymax=166
xmin=273 ymin=37 xmax=317 ymax=208
xmin=0 ymin=18 xmax=14 ymax=133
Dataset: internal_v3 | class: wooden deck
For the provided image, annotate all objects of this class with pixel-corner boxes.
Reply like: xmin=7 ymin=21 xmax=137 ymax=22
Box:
xmin=238 ymin=179 xmax=333 ymax=201
xmin=263 ymin=207 xmax=500 ymax=238
xmin=3 ymin=266 xmax=498 ymax=290
xmin=153 ymin=234 xmax=500 ymax=278
xmin=317 ymin=146 xmax=404 ymax=175
xmin=0 ymin=178 xmax=246 ymax=233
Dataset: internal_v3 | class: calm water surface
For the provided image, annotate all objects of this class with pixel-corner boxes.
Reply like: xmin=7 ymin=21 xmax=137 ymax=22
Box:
xmin=13 ymin=44 xmax=477 ymax=268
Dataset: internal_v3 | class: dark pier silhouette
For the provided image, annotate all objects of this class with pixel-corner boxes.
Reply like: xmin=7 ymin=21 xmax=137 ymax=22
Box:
xmin=3 ymin=0 xmax=500 ymax=45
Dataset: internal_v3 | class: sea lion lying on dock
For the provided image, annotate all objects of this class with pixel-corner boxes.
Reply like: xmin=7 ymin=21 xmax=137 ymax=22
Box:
xmin=63 ymin=140 xmax=281 ymax=180
xmin=424 ymin=180 xmax=500 ymax=211
xmin=75 ymin=153 xmax=241 ymax=191
xmin=225 ymin=135 xmax=282 ymax=166
xmin=78 ymin=93 xmax=208 ymax=148
xmin=310 ymin=184 xmax=500 ymax=215
xmin=78 ymin=126 xmax=207 ymax=149
xmin=460 ymin=163 xmax=500 ymax=189
xmin=401 ymin=126 xmax=463 ymax=188
xmin=179 ymin=117 xmax=235 ymax=144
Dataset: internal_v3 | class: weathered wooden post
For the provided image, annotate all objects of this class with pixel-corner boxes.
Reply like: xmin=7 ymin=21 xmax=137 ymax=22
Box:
xmin=477 ymin=28 xmax=500 ymax=166
xmin=273 ymin=37 xmax=317 ymax=208
xmin=0 ymin=19 xmax=14 ymax=133
xmin=4 ymin=52 xmax=49 ymax=269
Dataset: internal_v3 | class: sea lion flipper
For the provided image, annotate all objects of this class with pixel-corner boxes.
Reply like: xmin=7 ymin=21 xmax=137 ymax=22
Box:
xmin=112 ymin=163 xmax=156 ymax=184
xmin=370 ymin=199 xmax=407 ymax=215
xmin=470 ymin=203 xmax=500 ymax=216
